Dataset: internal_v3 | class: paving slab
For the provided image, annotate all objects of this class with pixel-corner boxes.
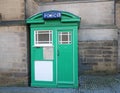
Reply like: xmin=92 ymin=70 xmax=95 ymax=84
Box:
xmin=0 ymin=74 xmax=120 ymax=93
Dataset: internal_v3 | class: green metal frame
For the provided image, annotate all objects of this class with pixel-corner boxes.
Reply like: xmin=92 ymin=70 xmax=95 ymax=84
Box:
xmin=26 ymin=10 xmax=80 ymax=88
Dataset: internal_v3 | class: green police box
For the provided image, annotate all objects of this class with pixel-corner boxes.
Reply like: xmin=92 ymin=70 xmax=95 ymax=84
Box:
xmin=26 ymin=10 xmax=80 ymax=88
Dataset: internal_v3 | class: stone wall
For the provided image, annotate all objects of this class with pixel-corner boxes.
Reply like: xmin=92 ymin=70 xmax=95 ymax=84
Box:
xmin=0 ymin=0 xmax=28 ymax=86
xmin=26 ymin=0 xmax=39 ymax=18
xmin=79 ymin=40 xmax=118 ymax=74
xmin=0 ymin=0 xmax=25 ymax=20
xmin=116 ymin=1 xmax=120 ymax=28
xmin=0 ymin=26 xmax=28 ymax=86
xmin=116 ymin=1 xmax=120 ymax=72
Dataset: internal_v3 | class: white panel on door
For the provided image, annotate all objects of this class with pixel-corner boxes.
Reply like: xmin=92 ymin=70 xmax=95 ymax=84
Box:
xmin=35 ymin=61 xmax=53 ymax=81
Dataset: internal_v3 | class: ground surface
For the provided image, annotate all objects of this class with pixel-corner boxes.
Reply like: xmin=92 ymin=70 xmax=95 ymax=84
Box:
xmin=0 ymin=74 xmax=120 ymax=93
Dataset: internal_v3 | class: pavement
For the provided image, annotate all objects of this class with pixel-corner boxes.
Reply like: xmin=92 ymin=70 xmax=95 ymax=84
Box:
xmin=0 ymin=74 xmax=120 ymax=93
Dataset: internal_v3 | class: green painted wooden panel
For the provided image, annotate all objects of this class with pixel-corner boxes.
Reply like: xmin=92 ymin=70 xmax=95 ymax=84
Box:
xmin=57 ymin=30 xmax=73 ymax=83
xmin=56 ymin=27 xmax=78 ymax=88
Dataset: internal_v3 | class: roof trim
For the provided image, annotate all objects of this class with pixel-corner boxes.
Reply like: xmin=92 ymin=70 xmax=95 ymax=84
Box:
xmin=26 ymin=10 xmax=80 ymax=24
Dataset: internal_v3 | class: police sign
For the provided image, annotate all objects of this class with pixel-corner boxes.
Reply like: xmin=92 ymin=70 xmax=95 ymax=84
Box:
xmin=43 ymin=11 xmax=61 ymax=19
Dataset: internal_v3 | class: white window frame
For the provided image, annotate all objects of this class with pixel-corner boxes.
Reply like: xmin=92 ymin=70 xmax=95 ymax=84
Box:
xmin=34 ymin=30 xmax=53 ymax=47
xmin=59 ymin=32 xmax=71 ymax=44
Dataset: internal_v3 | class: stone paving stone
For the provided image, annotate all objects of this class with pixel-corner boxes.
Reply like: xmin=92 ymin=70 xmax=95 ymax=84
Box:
xmin=79 ymin=75 xmax=120 ymax=89
xmin=1 ymin=74 xmax=120 ymax=93
xmin=110 ymin=84 xmax=120 ymax=93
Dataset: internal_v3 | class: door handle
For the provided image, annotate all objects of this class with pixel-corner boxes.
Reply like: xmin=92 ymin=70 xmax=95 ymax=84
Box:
xmin=57 ymin=49 xmax=59 ymax=56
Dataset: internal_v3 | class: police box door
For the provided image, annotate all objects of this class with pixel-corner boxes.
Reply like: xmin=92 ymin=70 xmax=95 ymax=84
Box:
xmin=56 ymin=28 xmax=75 ymax=87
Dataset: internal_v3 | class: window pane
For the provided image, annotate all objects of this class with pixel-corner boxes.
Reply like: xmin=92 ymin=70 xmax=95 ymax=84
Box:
xmin=62 ymin=35 xmax=68 ymax=41
xmin=35 ymin=30 xmax=52 ymax=46
xmin=59 ymin=32 xmax=71 ymax=44
xmin=38 ymin=34 xmax=49 ymax=41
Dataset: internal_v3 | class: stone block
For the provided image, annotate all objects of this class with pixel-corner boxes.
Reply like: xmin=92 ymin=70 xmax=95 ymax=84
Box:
xmin=26 ymin=0 xmax=39 ymax=18
xmin=86 ymin=57 xmax=103 ymax=63
xmin=116 ymin=3 xmax=120 ymax=28
xmin=86 ymin=50 xmax=102 ymax=55
xmin=39 ymin=1 xmax=114 ymax=25
xmin=0 ymin=0 xmax=25 ymax=20
xmin=79 ymin=29 xmax=118 ymax=41
xmin=104 ymin=58 xmax=112 ymax=62
xmin=102 ymin=41 xmax=114 ymax=46
xmin=93 ymin=62 xmax=117 ymax=72
xmin=103 ymin=51 xmax=113 ymax=54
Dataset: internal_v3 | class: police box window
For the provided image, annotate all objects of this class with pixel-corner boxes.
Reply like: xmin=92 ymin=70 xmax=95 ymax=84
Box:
xmin=59 ymin=32 xmax=71 ymax=44
xmin=34 ymin=30 xmax=52 ymax=46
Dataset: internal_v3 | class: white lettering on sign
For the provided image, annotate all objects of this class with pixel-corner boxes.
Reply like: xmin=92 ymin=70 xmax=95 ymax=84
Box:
xmin=43 ymin=11 xmax=61 ymax=19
